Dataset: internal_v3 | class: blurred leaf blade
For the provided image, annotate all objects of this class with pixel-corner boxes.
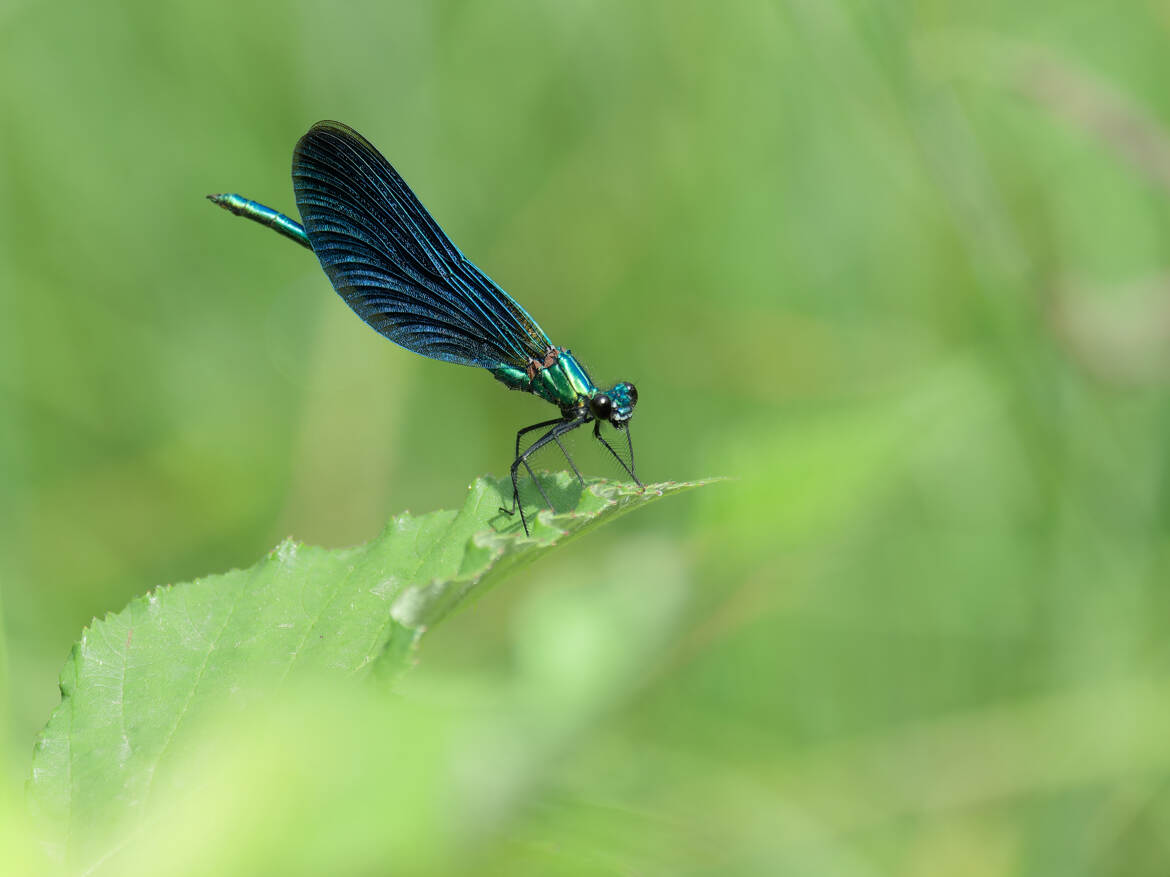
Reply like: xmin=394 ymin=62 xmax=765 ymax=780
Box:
xmin=26 ymin=473 xmax=713 ymax=867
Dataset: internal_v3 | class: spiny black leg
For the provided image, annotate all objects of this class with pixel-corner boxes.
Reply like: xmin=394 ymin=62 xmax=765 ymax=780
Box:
xmin=517 ymin=417 xmax=581 ymax=475
xmin=503 ymin=416 xmax=588 ymax=535
xmin=522 ymin=455 xmax=555 ymax=512
xmin=623 ymin=421 xmax=641 ymax=488
xmin=503 ymin=453 xmax=550 ymax=533
xmin=512 ymin=418 xmax=563 ymax=463
xmin=553 ymin=432 xmax=585 ymax=485
xmin=524 ymin=417 xmax=589 ymax=521
xmin=510 ymin=428 xmax=563 ymax=535
xmin=593 ymin=421 xmax=643 ymax=487
xmin=500 ymin=418 xmax=565 ymax=517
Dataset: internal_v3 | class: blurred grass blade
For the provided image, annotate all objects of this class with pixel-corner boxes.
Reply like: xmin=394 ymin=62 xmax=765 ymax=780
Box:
xmin=27 ymin=473 xmax=713 ymax=868
xmin=0 ymin=583 xmax=8 ymax=747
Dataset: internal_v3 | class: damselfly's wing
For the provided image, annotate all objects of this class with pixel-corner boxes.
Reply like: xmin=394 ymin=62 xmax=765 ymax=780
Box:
xmin=292 ymin=121 xmax=552 ymax=370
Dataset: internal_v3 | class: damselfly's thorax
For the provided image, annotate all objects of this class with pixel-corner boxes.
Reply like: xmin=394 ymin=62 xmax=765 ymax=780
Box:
xmin=492 ymin=347 xmax=588 ymax=407
xmin=489 ymin=346 xmax=638 ymax=426
xmin=525 ymin=346 xmax=560 ymax=380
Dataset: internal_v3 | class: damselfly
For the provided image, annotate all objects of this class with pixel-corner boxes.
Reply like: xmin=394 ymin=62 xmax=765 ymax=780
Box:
xmin=210 ymin=121 xmax=641 ymax=534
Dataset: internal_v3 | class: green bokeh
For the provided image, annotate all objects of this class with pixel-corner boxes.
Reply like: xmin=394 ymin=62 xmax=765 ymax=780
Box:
xmin=4 ymin=0 xmax=1170 ymax=873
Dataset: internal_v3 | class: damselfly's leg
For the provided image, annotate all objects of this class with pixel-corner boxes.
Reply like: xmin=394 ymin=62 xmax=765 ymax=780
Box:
xmin=553 ymin=431 xmax=585 ymax=485
xmin=511 ymin=417 xmax=584 ymax=487
xmin=623 ymin=422 xmax=639 ymax=487
xmin=511 ymin=418 xmax=563 ymax=463
xmin=593 ymin=421 xmax=643 ymax=488
xmin=503 ymin=416 xmax=588 ymax=535
xmin=499 ymin=418 xmax=563 ymax=517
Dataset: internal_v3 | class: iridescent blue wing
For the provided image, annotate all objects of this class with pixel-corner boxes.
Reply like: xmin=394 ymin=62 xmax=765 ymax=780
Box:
xmin=292 ymin=121 xmax=552 ymax=370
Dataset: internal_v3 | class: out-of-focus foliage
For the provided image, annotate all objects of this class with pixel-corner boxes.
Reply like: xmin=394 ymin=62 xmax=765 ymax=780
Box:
xmin=27 ymin=475 xmax=706 ymax=871
xmin=3 ymin=0 xmax=1170 ymax=873
xmin=25 ymin=537 xmax=693 ymax=877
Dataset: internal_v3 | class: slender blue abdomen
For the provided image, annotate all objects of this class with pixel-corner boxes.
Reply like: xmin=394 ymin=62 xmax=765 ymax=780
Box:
xmin=207 ymin=194 xmax=311 ymax=250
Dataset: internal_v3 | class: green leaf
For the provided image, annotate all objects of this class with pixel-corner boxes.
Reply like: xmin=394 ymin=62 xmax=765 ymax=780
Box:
xmin=27 ymin=473 xmax=712 ymax=868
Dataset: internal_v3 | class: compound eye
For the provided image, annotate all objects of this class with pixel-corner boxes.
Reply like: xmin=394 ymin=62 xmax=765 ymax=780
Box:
xmin=626 ymin=383 xmax=638 ymax=406
xmin=590 ymin=394 xmax=613 ymax=419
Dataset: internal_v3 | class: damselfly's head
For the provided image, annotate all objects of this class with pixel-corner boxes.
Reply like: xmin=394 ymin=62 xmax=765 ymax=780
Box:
xmin=589 ymin=382 xmax=638 ymax=427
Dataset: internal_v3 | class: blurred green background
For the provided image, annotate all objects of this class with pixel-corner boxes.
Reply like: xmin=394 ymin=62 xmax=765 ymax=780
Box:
xmin=4 ymin=0 xmax=1170 ymax=872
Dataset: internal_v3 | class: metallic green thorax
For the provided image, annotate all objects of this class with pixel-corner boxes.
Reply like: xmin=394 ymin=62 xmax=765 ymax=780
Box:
xmin=491 ymin=348 xmax=597 ymax=413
